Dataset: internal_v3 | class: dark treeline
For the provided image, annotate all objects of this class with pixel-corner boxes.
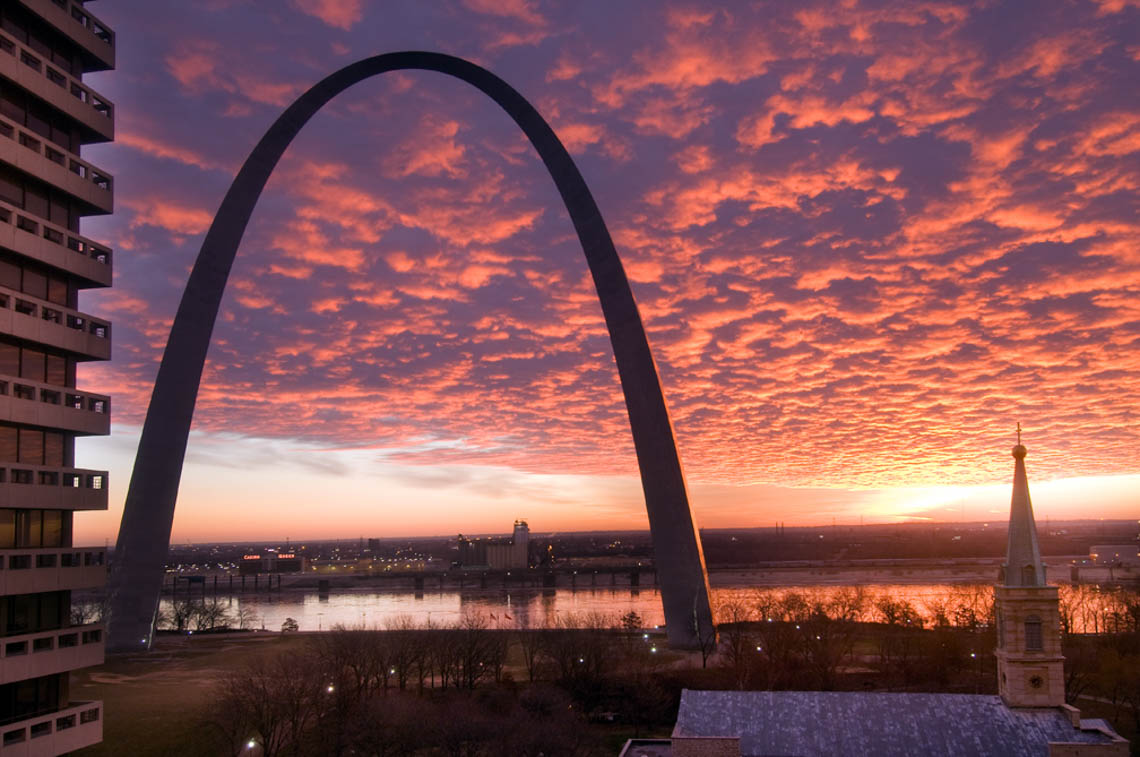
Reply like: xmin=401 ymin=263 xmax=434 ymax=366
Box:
xmin=715 ymin=585 xmax=1140 ymax=749
xmin=199 ymin=611 xmax=673 ymax=757
xmin=191 ymin=585 xmax=1140 ymax=756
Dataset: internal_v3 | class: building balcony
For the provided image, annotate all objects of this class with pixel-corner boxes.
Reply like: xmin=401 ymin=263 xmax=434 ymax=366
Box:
xmin=0 ymin=114 xmax=113 ymax=214
xmin=0 ymin=29 xmax=113 ymax=143
xmin=0 ymin=624 xmax=103 ymax=686
xmin=0 ymin=285 xmax=110 ymax=361
xmin=19 ymin=0 xmax=115 ymax=72
xmin=0 ymin=375 xmax=109 ymax=435
xmin=0 ymin=464 xmax=106 ymax=511
xmin=0 ymin=701 xmax=102 ymax=756
xmin=0 ymin=547 xmax=105 ymax=596
xmin=0 ymin=201 xmax=111 ymax=288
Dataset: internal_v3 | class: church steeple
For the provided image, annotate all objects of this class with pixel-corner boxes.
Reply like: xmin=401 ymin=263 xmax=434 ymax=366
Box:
xmin=1002 ymin=424 xmax=1046 ymax=587
xmin=994 ymin=426 xmax=1065 ymax=708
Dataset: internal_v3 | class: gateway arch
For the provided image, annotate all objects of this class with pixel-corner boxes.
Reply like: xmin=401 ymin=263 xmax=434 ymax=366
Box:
xmin=106 ymin=52 xmax=714 ymax=651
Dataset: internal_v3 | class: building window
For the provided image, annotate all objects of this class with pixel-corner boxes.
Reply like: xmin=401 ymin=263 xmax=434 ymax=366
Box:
xmin=1021 ymin=564 xmax=1036 ymax=586
xmin=1025 ymin=616 xmax=1043 ymax=651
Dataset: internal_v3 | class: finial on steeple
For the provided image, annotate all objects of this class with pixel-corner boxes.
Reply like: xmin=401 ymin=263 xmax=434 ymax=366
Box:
xmin=1013 ymin=422 xmax=1027 ymax=460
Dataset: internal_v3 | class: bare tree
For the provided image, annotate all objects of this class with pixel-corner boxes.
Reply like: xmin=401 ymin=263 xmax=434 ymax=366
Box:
xmin=193 ymin=597 xmax=233 ymax=631
xmin=718 ymin=601 xmax=755 ymax=689
xmin=235 ymin=604 xmax=259 ymax=631
xmin=203 ymin=652 xmax=323 ymax=757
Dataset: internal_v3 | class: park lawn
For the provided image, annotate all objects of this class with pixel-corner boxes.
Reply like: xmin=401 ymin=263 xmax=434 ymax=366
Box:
xmin=73 ymin=631 xmax=309 ymax=757
xmin=71 ymin=630 xmax=680 ymax=756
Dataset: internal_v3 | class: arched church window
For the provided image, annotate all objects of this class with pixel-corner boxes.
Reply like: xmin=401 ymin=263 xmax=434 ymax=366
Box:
xmin=1025 ymin=615 xmax=1043 ymax=651
xmin=1022 ymin=564 xmax=1036 ymax=585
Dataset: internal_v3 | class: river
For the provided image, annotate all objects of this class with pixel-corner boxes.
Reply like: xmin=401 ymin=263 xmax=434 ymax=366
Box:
xmin=158 ymin=582 xmax=1137 ymax=634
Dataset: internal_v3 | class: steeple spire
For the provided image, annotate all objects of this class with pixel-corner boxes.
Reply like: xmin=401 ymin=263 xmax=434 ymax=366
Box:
xmin=1003 ymin=426 xmax=1046 ymax=586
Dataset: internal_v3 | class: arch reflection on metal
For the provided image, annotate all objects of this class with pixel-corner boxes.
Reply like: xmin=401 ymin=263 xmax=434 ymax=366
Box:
xmin=106 ymin=52 xmax=714 ymax=651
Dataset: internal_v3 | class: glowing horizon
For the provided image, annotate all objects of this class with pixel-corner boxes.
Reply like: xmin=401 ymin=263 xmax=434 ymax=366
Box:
xmin=72 ymin=1 xmax=1139 ymax=545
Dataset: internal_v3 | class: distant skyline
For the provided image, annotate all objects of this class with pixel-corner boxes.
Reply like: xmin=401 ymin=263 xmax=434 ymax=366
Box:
xmin=75 ymin=1 xmax=1138 ymax=544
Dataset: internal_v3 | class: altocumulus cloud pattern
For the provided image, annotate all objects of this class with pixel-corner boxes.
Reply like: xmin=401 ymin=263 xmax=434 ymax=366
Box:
xmin=106 ymin=52 xmax=714 ymax=652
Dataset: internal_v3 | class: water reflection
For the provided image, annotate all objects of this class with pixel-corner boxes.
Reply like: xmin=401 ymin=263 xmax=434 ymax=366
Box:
xmin=158 ymin=583 xmax=1136 ymax=634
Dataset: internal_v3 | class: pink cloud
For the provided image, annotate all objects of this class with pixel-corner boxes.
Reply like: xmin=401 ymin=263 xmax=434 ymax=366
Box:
xmin=290 ymin=0 xmax=363 ymax=30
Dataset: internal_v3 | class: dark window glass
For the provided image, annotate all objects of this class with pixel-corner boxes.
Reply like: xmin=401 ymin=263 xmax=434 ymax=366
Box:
xmin=15 ymin=510 xmax=39 ymax=548
xmin=0 ymin=342 xmax=19 ymax=376
xmin=24 ymin=111 xmax=49 ymax=140
xmin=1025 ymin=616 xmax=1043 ymax=651
xmin=0 ymin=260 xmax=20 ymax=292
xmin=0 ymin=675 xmax=61 ymax=722
xmin=6 ymin=594 xmax=33 ymax=635
xmin=50 ymin=48 xmax=74 ymax=77
xmin=43 ymin=432 xmax=62 ymax=467
xmin=19 ymin=348 xmax=44 ymax=382
xmin=44 ymin=354 xmax=65 ymax=385
xmin=46 ymin=276 xmax=67 ymax=306
xmin=48 ymin=197 xmax=68 ymax=229
xmin=0 ymin=425 xmax=16 ymax=462
xmin=0 ymin=510 xmax=13 ymax=549
xmin=0 ymin=168 xmax=21 ymax=208
xmin=49 ymin=124 xmax=73 ymax=153
xmin=41 ymin=510 xmax=61 ymax=548
xmin=38 ymin=592 xmax=60 ymax=630
xmin=23 ymin=185 xmax=47 ymax=221
xmin=0 ymin=94 xmax=23 ymax=124
xmin=21 ymin=269 xmax=46 ymax=301
xmin=17 ymin=428 xmax=42 ymax=465
xmin=25 ymin=33 xmax=50 ymax=59
xmin=0 ymin=16 xmax=26 ymax=44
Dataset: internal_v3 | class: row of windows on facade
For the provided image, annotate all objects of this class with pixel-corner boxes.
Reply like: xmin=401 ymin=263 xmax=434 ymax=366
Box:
xmin=0 ymin=80 xmax=83 ymax=155
xmin=0 ymin=339 xmax=77 ymax=387
xmin=0 ymin=673 xmax=64 ymax=726
xmin=0 ymin=5 xmax=87 ymax=79
xmin=0 ymin=509 xmax=71 ymax=550
xmin=0 ymin=251 xmax=77 ymax=309
xmin=0 ymin=163 xmax=86 ymax=233
xmin=1 ymin=590 xmax=69 ymax=639
xmin=0 ymin=423 xmax=73 ymax=468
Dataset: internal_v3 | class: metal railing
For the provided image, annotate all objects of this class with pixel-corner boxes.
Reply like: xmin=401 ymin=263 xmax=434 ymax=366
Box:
xmin=0 ymin=112 xmax=113 ymax=198
xmin=0 ymin=198 xmax=112 ymax=272
xmin=0 ymin=29 xmax=114 ymax=124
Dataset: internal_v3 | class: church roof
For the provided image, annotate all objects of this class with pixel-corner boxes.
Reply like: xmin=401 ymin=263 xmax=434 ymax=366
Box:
xmin=674 ymin=691 xmax=1120 ymax=757
xmin=1003 ymin=431 xmax=1046 ymax=587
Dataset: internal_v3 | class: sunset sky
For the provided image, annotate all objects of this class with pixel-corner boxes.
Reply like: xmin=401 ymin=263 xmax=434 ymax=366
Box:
xmin=71 ymin=0 xmax=1139 ymax=544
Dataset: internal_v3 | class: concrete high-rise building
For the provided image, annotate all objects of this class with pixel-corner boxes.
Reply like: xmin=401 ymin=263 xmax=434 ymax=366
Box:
xmin=0 ymin=1 xmax=113 ymax=752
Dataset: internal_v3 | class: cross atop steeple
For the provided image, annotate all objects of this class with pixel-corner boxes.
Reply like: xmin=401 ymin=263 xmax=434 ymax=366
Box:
xmin=1016 ymin=422 xmax=1021 ymax=446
